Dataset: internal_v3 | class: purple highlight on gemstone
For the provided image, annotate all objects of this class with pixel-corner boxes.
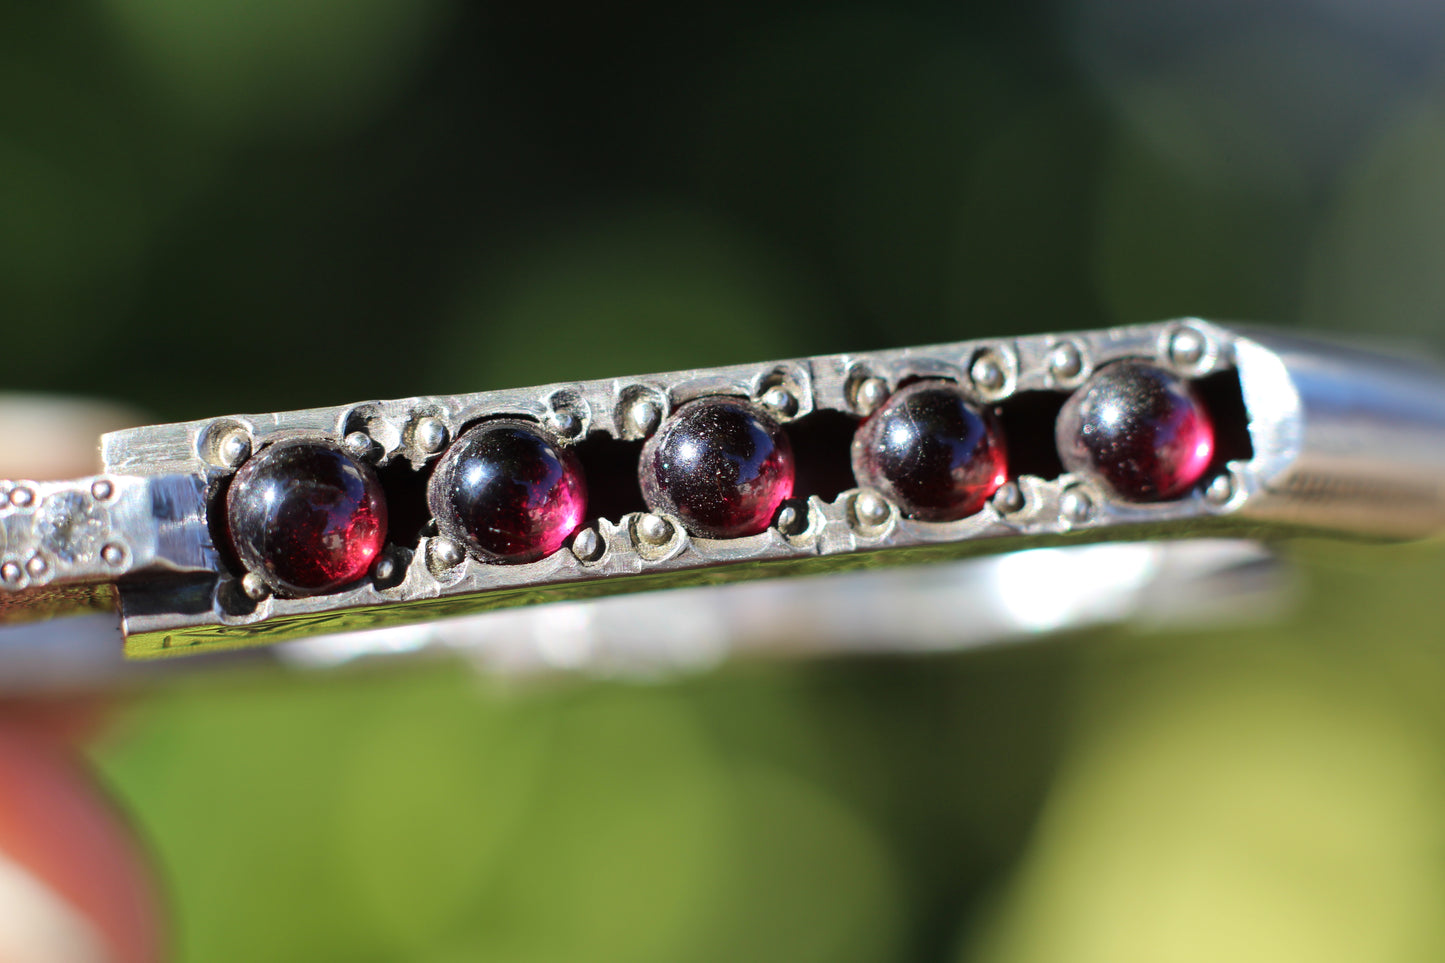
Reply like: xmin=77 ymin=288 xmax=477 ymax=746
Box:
xmin=226 ymin=439 xmax=387 ymax=595
xmin=639 ymin=396 xmax=794 ymax=539
xmin=850 ymin=380 xmax=1008 ymax=521
xmin=1056 ymin=360 xmax=1215 ymax=501
xmin=428 ymin=419 xmax=587 ymax=563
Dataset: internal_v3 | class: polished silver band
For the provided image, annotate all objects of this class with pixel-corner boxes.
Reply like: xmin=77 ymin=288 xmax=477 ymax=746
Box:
xmin=0 ymin=539 xmax=1286 ymax=693
xmin=0 ymin=319 xmax=1441 ymax=686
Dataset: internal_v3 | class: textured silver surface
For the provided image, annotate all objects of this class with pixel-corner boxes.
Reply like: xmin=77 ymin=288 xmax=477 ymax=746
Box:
xmin=0 ymin=318 xmax=1441 ymax=661
xmin=0 ymin=473 xmax=211 ymax=603
xmin=0 ymin=539 xmax=1286 ymax=693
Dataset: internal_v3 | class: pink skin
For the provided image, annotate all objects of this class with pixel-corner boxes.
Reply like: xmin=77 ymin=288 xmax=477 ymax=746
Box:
xmin=0 ymin=404 xmax=163 ymax=963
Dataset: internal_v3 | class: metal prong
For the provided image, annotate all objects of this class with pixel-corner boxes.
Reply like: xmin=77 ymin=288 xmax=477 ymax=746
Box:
xmin=971 ymin=355 xmax=1007 ymax=393
xmin=216 ymin=428 xmax=251 ymax=468
xmin=571 ymin=527 xmax=604 ymax=562
xmin=548 ymin=409 xmax=582 ymax=439
xmin=427 ymin=536 xmax=466 ymax=573
xmin=852 ymin=491 xmax=891 ymax=530
xmin=776 ymin=503 xmax=808 ymax=536
xmin=1168 ymin=324 xmax=1211 ymax=372
xmin=1061 ymin=486 xmax=1094 ymax=524
xmin=1206 ymin=473 xmax=1235 ymax=505
xmin=993 ymin=481 xmax=1024 ymax=514
xmin=1048 ymin=342 xmax=1084 ymax=382
xmin=760 ymin=386 xmax=798 ymax=418
xmin=372 ymin=553 xmax=400 ymax=585
xmin=626 ymin=398 xmax=662 ymax=438
xmin=240 ymin=572 xmax=270 ymax=601
xmin=343 ymin=430 xmax=379 ymax=460
xmin=636 ymin=513 xmax=673 ymax=546
xmin=853 ymin=377 xmax=889 ymax=416
xmin=412 ymin=416 xmax=448 ymax=455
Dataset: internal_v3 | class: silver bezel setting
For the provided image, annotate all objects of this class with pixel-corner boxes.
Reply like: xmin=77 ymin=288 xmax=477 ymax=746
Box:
xmin=3 ymin=318 xmax=1442 ymax=657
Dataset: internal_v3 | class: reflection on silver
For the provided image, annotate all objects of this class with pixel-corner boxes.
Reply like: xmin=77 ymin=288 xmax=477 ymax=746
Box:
xmin=989 ymin=545 xmax=1158 ymax=633
xmin=0 ymin=319 xmax=1439 ymax=671
xmin=276 ymin=539 xmax=1286 ymax=679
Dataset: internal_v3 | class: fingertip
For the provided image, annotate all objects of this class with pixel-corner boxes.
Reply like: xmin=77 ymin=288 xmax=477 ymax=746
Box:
xmin=0 ymin=396 xmax=145 ymax=480
xmin=0 ymin=696 xmax=116 ymax=749
xmin=0 ymin=727 xmax=163 ymax=963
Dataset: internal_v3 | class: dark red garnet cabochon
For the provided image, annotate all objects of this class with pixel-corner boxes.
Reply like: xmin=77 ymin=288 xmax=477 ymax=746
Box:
xmin=850 ymin=380 xmax=1008 ymax=521
xmin=225 ymin=439 xmax=388 ymax=595
xmin=427 ymin=419 xmax=587 ymax=563
xmin=638 ymin=397 xmax=795 ymax=539
xmin=1056 ymin=360 xmax=1215 ymax=501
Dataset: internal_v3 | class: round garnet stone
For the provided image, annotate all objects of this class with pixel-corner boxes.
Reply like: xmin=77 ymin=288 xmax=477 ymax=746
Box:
xmin=226 ymin=439 xmax=387 ymax=595
xmin=639 ymin=397 xmax=795 ymax=539
xmin=851 ymin=380 xmax=1008 ymax=521
xmin=428 ymin=419 xmax=586 ymax=563
xmin=1056 ymin=360 xmax=1215 ymax=501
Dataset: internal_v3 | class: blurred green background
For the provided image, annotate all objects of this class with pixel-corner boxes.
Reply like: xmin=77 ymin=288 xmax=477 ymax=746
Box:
xmin=7 ymin=0 xmax=1445 ymax=959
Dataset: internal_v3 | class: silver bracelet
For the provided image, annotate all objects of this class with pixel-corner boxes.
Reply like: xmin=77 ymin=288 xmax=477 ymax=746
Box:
xmin=0 ymin=318 xmax=1441 ymax=690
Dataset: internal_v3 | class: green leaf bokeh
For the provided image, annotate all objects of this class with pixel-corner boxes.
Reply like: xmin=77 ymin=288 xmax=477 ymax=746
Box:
xmin=5 ymin=0 xmax=1445 ymax=958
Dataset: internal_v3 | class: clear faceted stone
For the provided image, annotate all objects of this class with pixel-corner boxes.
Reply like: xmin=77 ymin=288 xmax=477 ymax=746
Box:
xmin=36 ymin=491 xmax=108 ymax=563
